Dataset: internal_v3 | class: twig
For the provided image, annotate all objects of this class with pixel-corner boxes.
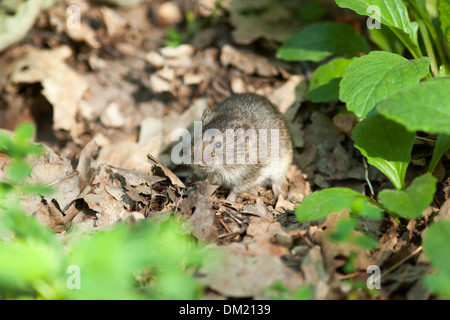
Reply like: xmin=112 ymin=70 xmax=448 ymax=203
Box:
xmin=377 ymin=246 xmax=423 ymax=283
xmin=219 ymin=218 xmax=232 ymax=233
xmin=62 ymin=202 xmax=81 ymax=224
xmin=46 ymin=170 xmax=79 ymax=187
xmin=217 ymin=231 xmax=241 ymax=239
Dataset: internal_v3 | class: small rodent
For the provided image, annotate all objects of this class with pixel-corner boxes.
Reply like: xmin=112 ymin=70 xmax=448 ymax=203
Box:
xmin=192 ymin=93 xmax=293 ymax=197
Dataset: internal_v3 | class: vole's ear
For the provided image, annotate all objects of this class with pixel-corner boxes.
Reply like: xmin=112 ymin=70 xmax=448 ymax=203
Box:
xmin=201 ymin=109 xmax=213 ymax=124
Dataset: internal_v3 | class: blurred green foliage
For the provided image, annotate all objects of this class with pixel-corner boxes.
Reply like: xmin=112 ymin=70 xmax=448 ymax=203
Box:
xmin=0 ymin=123 xmax=206 ymax=300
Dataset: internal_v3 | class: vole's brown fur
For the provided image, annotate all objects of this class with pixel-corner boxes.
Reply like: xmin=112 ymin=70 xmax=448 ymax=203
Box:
xmin=192 ymin=93 xmax=293 ymax=196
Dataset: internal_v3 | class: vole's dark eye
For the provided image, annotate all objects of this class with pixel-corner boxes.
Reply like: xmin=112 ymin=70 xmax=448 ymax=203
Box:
xmin=215 ymin=141 xmax=222 ymax=148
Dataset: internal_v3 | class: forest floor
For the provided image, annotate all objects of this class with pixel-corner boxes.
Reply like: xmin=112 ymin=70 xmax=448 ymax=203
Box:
xmin=0 ymin=0 xmax=448 ymax=299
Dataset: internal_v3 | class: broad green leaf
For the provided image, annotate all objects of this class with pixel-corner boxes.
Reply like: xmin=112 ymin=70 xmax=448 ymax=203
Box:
xmin=423 ymin=220 xmax=450 ymax=298
xmin=306 ymin=57 xmax=355 ymax=102
xmin=296 ymin=188 xmax=375 ymax=222
xmin=339 ymin=51 xmax=430 ymax=118
xmin=424 ymin=273 xmax=450 ymax=299
xmin=276 ymin=22 xmax=371 ymax=62
xmin=428 ymin=133 xmax=450 ymax=173
xmin=377 ymin=77 xmax=450 ymax=134
xmin=351 ymin=198 xmax=383 ymax=220
xmin=439 ymin=0 xmax=450 ymax=51
xmin=352 ymin=114 xmax=415 ymax=190
xmin=378 ymin=173 xmax=437 ymax=218
xmin=335 ymin=0 xmax=421 ymax=57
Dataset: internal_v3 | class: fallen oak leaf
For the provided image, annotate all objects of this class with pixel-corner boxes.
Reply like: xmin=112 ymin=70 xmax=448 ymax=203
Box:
xmin=147 ymin=153 xmax=186 ymax=189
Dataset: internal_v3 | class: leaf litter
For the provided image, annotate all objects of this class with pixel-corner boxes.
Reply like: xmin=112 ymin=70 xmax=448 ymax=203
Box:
xmin=0 ymin=0 xmax=447 ymax=300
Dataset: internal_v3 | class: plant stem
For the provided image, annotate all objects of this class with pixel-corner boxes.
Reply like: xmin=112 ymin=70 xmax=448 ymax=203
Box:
xmin=419 ymin=20 xmax=439 ymax=76
xmin=404 ymin=0 xmax=450 ymax=73
xmin=389 ymin=26 xmax=422 ymax=59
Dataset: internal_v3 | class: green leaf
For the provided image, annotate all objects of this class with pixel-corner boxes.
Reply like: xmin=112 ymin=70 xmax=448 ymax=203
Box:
xmin=14 ymin=123 xmax=35 ymax=141
xmin=0 ymin=209 xmax=59 ymax=247
xmin=0 ymin=240 xmax=62 ymax=294
xmin=378 ymin=173 xmax=437 ymax=218
xmin=22 ymin=184 xmax=55 ymax=196
xmin=350 ymin=198 xmax=383 ymax=220
xmin=352 ymin=114 xmax=415 ymax=190
xmin=329 ymin=217 xmax=356 ymax=242
xmin=296 ymin=188 xmax=375 ymax=222
xmin=424 ymin=273 xmax=450 ymax=299
xmin=66 ymin=219 xmax=203 ymax=300
xmin=335 ymin=0 xmax=421 ymax=57
xmin=0 ymin=132 xmax=13 ymax=153
xmin=306 ymin=57 xmax=355 ymax=102
xmin=368 ymin=26 xmax=405 ymax=55
xmin=339 ymin=51 xmax=430 ymax=118
xmin=428 ymin=133 xmax=450 ymax=173
xmin=439 ymin=0 xmax=450 ymax=51
xmin=7 ymin=160 xmax=32 ymax=184
xmin=276 ymin=22 xmax=371 ymax=62
xmin=423 ymin=220 xmax=450 ymax=298
xmin=377 ymin=77 xmax=450 ymax=134
xmin=298 ymin=0 xmax=327 ymax=22
xmin=353 ymin=234 xmax=378 ymax=249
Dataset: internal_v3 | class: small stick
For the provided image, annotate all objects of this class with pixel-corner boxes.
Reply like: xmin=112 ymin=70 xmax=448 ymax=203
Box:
xmin=373 ymin=246 xmax=423 ymax=284
xmin=219 ymin=218 xmax=232 ymax=233
xmin=46 ymin=171 xmax=79 ymax=187
xmin=62 ymin=202 xmax=81 ymax=224
xmin=217 ymin=231 xmax=241 ymax=239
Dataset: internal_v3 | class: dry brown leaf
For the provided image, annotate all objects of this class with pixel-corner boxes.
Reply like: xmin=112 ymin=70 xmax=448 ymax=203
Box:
xmin=100 ymin=102 xmax=126 ymax=128
xmin=66 ymin=22 xmax=101 ymax=48
xmin=332 ymin=113 xmax=359 ymax=138
xmin=97 ymin=141 xmax=155 ymax=172
xmin=268 ymin=75 xmax=305 ymax=114
xmin=301 ymin=245 xmax=331 ymax=299
xmin=199 ymin=244 xmax=304 ymax=298
xmin=220 ymin=45 xmax=278 ymax=77
xmin=241 ymin=198 xmax=271 ymax=218
xmin=147 ymin=153 xmax=186 ymax=189
xmin=24 ymin=144 xmax=80 ymax=212
xmin=108 ymin=165 xmax=166 ymax=187
xmin=314 ymin=212 xmax=374 ymax=273
xmin=182 ymin=189 xmax=217 ymax=241
xmin=435 ymin=198 xmax=450 ymax=221
xmin=34 ymin=201 xmax=66 ymax=233
xmin=100 ymin=6 xmax=127 ymax=37
xmin=9 ymin=46 xmax=88 ymax=139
